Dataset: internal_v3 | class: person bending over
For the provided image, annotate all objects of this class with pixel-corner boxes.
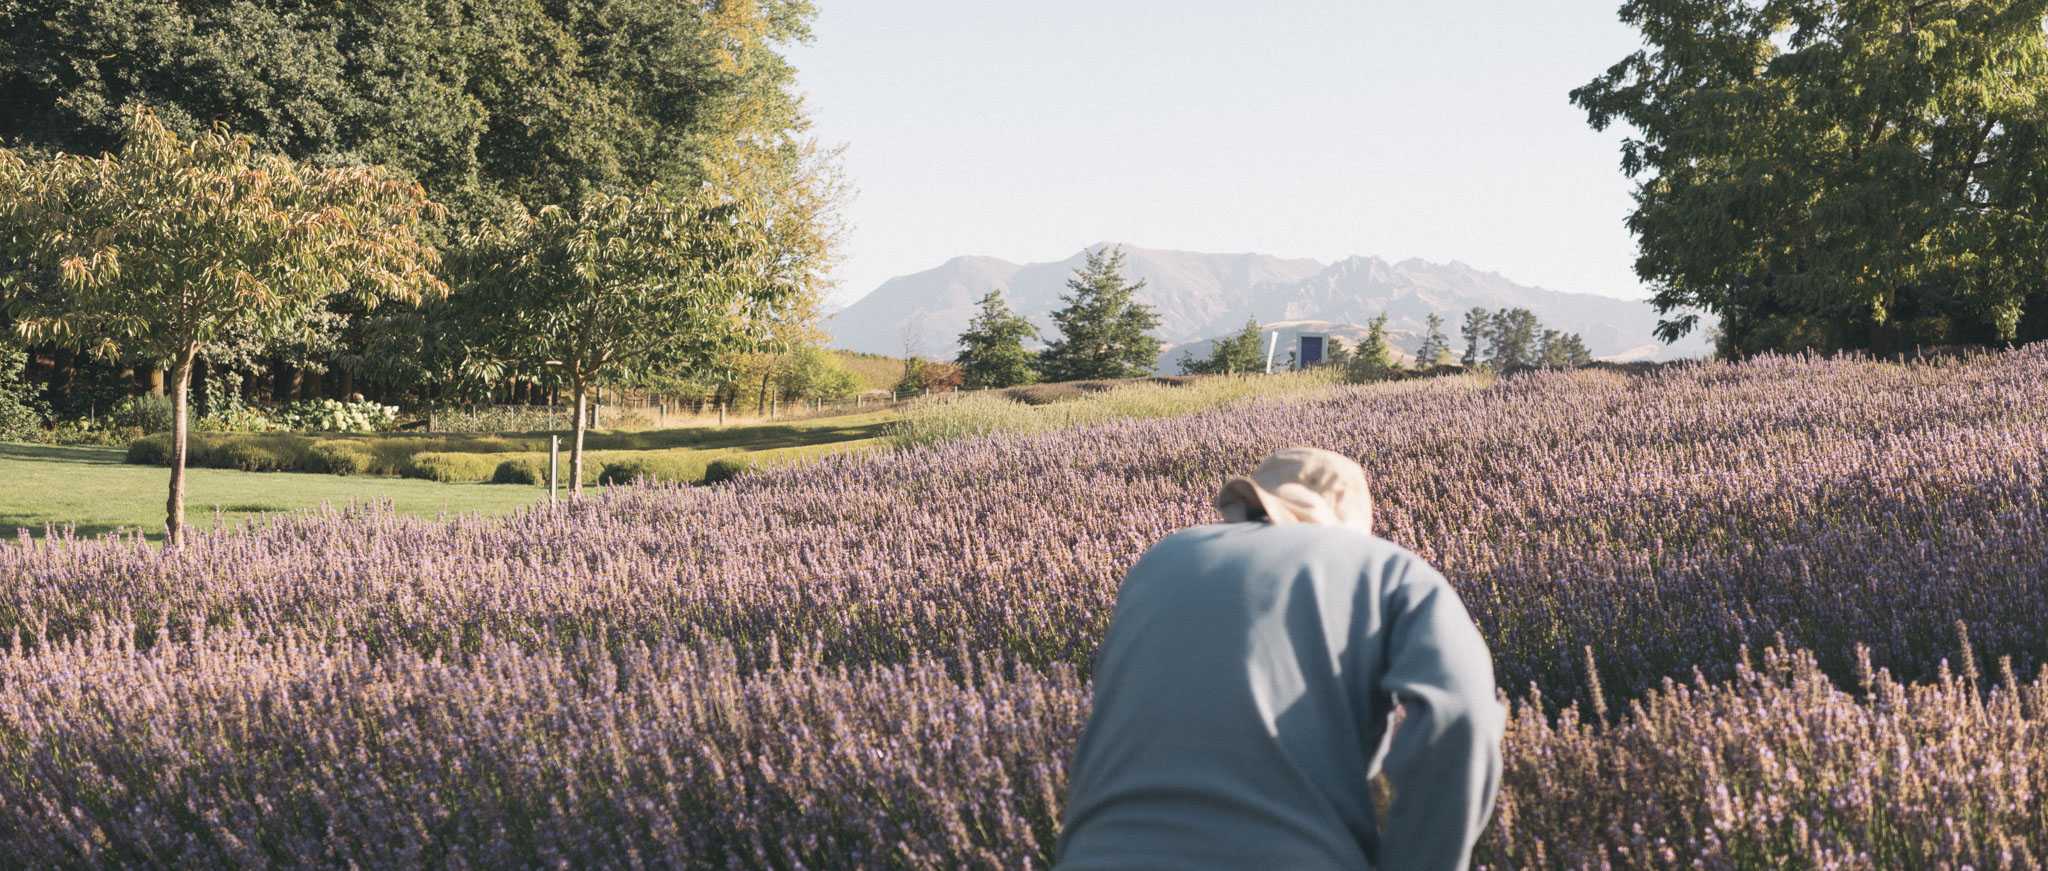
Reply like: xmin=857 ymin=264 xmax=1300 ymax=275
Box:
xmin=1058 ymin=447 xmax=1503 ymax=870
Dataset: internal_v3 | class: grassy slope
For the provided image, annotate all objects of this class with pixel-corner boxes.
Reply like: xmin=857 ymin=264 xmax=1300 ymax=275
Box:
xmin=830 ymin=351 xmax=907 ymax=392
xmin=0 ymin=443 xmax=540 ymax=541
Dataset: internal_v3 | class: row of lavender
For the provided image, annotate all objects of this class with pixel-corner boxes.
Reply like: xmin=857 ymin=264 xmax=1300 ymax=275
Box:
xmin=9 ymin=350 xmax=2046 ymax=700
xmin=4 ymin=349 xmax=2047 ymax=864
xmin=4 ymin=626 xmax=2041 ymax=867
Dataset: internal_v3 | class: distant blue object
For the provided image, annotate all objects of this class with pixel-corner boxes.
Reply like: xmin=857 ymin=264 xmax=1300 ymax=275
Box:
xmin=1299 ymin=335 xmax=1326 ymax=368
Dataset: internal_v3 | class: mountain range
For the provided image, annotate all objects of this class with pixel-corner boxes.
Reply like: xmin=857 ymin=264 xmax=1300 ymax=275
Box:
xmin=825 ymin=245 xmax=1712 ymax=370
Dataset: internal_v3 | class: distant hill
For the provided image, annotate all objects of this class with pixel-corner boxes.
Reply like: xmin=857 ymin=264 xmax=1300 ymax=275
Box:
xmin=825 ymin=244 xmax=1712 ymax=364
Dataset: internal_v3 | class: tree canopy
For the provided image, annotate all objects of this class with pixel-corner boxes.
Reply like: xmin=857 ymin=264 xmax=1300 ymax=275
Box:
xmin=1039 ymin=247 xmax=1162 ymax=381
xmin=1574 ymin=0 xmax=2048 ymax=355
xmin=0 ymin=0 xmax=822 ymax=223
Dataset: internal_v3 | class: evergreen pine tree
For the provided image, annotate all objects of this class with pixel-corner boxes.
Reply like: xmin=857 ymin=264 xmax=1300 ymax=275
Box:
xmin=1460 ymin=307 xmax=1491 ymax=367
xmin=954 ymin=290 xmax=1041 ymax=389
xmin=1039 ymin=247 xmax=1163 ymax=381
xmin=1324 ymin=336 xmax=1351 ymax=368
xmin=1487 ymin=308 xmax=1542 ymax=368
xmin=1414 ymin=312 xmax=1451 ymax=367
xmin=1344 ymin=314 xmax=1399 ymax=383
xmin=1179 ymin=318 xmax=1263 ymax=375
xmin=1539 ymin=331 xmax=1593 ymax=368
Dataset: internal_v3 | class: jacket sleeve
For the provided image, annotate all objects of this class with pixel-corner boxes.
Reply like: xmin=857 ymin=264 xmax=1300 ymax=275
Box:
xmin=1373 ymin=559 xmax=1505 ymax=870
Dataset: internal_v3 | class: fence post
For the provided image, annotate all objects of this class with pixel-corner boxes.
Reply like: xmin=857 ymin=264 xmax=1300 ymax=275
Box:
xmin=548 ymin=435 xmax=560 ymax=505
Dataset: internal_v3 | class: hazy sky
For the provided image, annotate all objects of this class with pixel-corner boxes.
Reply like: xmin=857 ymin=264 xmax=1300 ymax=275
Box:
xmin=786 ymin=1 xmax=1650 ymax=306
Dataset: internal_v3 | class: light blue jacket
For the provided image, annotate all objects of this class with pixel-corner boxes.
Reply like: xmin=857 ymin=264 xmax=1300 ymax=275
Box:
xmin=1058 ymin=523 xmax=1504 ymax=870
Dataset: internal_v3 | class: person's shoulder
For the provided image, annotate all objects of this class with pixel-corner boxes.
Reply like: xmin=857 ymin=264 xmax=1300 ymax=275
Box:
xmin=1275 ymin=526 xmax=1448 ymax=590
xmin=1161 ymin=523 xmax=1428 ymax=568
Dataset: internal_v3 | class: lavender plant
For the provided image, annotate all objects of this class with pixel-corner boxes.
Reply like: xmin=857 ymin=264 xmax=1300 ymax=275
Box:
xmin=2 ymin=348 xmax=2046 ymax=864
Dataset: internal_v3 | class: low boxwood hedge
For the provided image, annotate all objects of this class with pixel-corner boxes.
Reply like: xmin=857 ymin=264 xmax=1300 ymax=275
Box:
xmin=120 ymin=431 xmax=877 ymax=485
xmin=405 ymin=451 xmax=507 ymax=483
xmin=306 ymin=440 xmax=375 ymax=476
xmin=125 ymin=432 xmax=523 ymax=477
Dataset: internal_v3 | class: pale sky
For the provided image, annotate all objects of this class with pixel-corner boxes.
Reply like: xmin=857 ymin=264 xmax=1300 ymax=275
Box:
xmin=786 ymin=1 xmax=1650 ymax=307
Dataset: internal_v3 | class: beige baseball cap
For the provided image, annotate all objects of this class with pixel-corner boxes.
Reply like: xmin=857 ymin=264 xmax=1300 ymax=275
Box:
xmin=1214 ymin=447 xmax=1374 ymax=534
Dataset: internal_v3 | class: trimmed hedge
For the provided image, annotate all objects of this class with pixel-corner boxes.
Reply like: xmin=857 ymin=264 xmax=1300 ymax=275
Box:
xmin=491 ymin=456 xmax=546 ymax=485
xmin=214 ymin=439 xmax=293 ymax=472
xmin=489 ymin=455 xmax=599 ymax=487
xmin=406 ymin=451 xmax=507 ymax=483
xmin=125 ymin=433 xmax=523 ymax=477
xmin=306 ymin=440 xmax=374 ymax=476
xmin=124 ymin=435 xmax=173 ymax=465
xmin=597 ymin=453 xmax=725 ymax=486
xmin=122 ymin=432 xmax=877 ymax=485
xmin=701 ymin=457 xmax=753 ymax=485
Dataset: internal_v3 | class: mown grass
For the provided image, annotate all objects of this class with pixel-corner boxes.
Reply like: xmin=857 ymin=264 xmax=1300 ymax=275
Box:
xmin=0 ymin=443 xmax=540 ymax=541
xmin=19 ymin=373 xmax=1345 ymax=538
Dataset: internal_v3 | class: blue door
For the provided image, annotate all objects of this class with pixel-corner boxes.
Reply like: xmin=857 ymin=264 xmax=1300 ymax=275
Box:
xmin=1299 ymin=336 xmax=1325 ymax=367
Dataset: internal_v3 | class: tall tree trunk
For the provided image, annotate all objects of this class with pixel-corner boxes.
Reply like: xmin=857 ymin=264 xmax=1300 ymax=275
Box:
xmin=337 ymin=366 xmax=354 ymax=400
xmin=166 ymin=349 xmax=196 ymax=547
xmin=148 ymin=368 xmax=165 ymax=397
xmin=570 ymin=377 xmax=588 ymax=498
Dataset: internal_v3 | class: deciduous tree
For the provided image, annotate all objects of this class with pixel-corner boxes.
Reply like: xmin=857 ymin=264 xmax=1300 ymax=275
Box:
xmin=456 ymin=188 xmax=797 ymax=496
xmin=1574 ymin=0 xmax=2048 ymax=354
xmin=0 ymin=110 xmax=444 ymax=544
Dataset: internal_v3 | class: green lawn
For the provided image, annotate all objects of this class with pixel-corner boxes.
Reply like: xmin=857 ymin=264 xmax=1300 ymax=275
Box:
xmin=0 ymin=442 xmax=542 ymax=541
xmin=518 ymin=410 xmax=899 ymax=452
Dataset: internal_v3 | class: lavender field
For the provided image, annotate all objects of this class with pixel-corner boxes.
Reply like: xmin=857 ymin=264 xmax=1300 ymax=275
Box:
xmin=4 ymin=350 xmax=2047 ymax=867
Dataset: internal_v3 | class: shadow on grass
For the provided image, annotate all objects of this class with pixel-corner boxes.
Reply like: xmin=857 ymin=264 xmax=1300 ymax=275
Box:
xmin=0 ymin=514 xmax=146 ymax=540
xmin=527 ymin=419 xmax=898 ymax=453
xmin=0 ymin=442 xmax=128 ymax=465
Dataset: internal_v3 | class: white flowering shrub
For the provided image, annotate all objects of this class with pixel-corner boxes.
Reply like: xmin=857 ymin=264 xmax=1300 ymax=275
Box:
xmin=275 ymin=399 xmax=402 ymax=433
